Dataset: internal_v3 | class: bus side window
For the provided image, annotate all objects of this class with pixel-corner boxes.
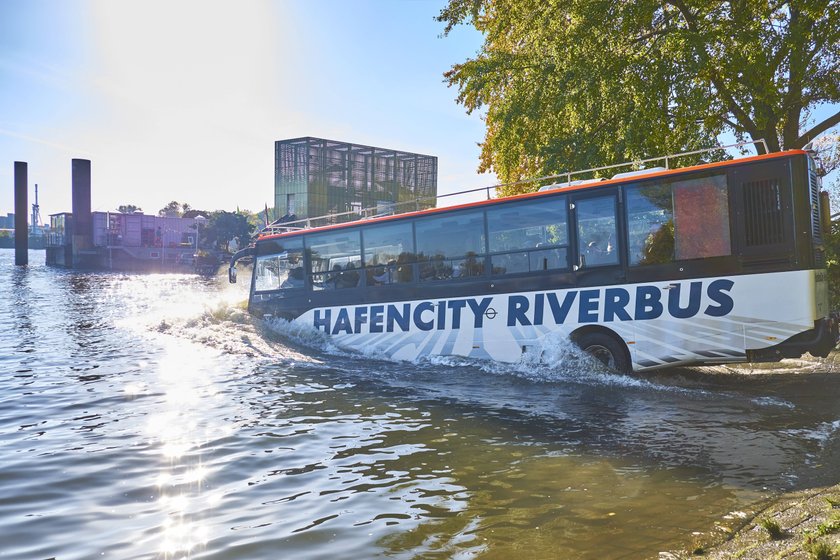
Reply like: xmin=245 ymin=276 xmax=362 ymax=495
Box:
xmin=626 ymin=183 xmax=674 ymax=266
xmin=576 ymin=196 xmax=619 ymax=267
xmin=626 ymin=173 xmax=730 ymax=267
xmin=306 ymin=230 xmax=362 ymax=290
xmin=362 ymin=221 xmax=416 ymax=286
xmin=487 ymin=196 xmax=569 ymax=275
xmin=415 ymin=210 xmax=486 ymax=282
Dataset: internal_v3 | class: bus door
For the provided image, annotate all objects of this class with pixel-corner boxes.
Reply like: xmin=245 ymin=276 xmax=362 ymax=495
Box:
xmin=571 ymin=192 xmax=625 ymax=288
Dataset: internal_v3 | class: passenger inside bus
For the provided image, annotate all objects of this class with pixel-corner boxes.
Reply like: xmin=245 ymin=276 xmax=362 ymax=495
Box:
xmin=338 ymin=262 xmax=360 ymax=288
xmin=281 ymin=266 xmax=305 ymax=289
xmin=326 ymin=264 xmax=343 ymax=289
xmin=396 ymin=252 xmax=413 ymax=283
xmin=371 ymin=260 xmax=396 ymax=285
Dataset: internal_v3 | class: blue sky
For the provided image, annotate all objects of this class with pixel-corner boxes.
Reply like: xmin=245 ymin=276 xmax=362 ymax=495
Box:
xmin=1 ymin=1 xmax=837 ymax=221
xmin=0 ymin=0 xmax=492 ymax=218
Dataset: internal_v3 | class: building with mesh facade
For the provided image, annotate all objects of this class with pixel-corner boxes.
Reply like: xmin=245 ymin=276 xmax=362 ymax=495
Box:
xmin=275 ymin=137 xmax=438 ymax=223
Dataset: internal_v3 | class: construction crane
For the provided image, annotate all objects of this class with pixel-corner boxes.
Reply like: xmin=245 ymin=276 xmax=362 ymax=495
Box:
xmin=30 ymin=184 xmax=42 ymax=234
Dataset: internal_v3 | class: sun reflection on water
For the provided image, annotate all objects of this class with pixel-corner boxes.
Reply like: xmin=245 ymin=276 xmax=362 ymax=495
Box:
xmin=143 ymin=335 xmax=234 ymax=558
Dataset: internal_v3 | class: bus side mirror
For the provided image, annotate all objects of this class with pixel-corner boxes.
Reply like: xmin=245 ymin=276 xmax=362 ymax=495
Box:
xmin=228 ymin=266 xmax=237 ymax=284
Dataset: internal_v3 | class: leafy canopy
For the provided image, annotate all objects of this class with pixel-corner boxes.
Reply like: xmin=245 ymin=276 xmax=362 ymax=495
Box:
xmin=438 ymin=0 xmax=840 ymax=194
xmin=202 ymin=211 xmax=254 ymax=251
xmin=117 ymin=204 xmax=142 ymax=214
xmin=158 ymin=201 xmax=192 ymax=217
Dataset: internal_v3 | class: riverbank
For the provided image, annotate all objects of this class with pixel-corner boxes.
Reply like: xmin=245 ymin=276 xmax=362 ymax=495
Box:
xmin=662 ymin=353 xmax=840 ymax=559
xmin=664 ymin=482 xmax=840 ymax=559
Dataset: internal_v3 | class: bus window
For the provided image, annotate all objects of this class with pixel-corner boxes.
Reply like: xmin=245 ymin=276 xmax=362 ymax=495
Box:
xmin=306 ymin=230 xmax=362 ymax=290
xmin=627 ymin=173 xmax=730 ymax=266
xmin=254 ymin=238 xmax=304 ymax=292
xmin=487 ymin=197 xmax=569 ymax=275
xmin=362 ymin=221 xmax=415 ymax=285
xmin=627 ymin=184 xmax=674 ymax=265
xmin=415 ymin=210 xmax=486 ymax=281
xmin=576 ymin=196 xmax=619 ymax=267
xmin=673 ymin=175 xmax=730 ymax=259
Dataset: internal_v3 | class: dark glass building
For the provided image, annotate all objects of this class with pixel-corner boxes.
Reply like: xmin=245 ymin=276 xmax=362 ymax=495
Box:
xmin=275 ymin=137 xmax=438 ymax=224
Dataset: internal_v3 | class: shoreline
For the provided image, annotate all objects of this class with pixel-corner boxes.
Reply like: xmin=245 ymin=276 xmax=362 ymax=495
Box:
xmin=663 ymin=482 xmax=840 ymax=559
xmin=662 ymin=353 xmax=840 ymax=559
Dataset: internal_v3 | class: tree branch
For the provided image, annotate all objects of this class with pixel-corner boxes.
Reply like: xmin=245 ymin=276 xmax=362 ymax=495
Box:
xmin=794 ymin=109 xmax=840 ymax=148
xmin=665 ymin=0 xmax=765 ymax=148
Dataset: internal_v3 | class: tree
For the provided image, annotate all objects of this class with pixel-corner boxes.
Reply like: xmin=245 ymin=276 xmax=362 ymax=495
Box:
xmin=201 ymin=211 xmax=254 ymax=252
xmin=158 ymin=201 xmax=186 ymax=217
xmin=117 ymin=204 xmax=142 ymax=214
xmin=812 ymin=133 xmax=840 ymax=207
xmin=438 ymin=0 xmax=840 ymax=194
xmin=182 ymin=208 xmax=210 ymax=219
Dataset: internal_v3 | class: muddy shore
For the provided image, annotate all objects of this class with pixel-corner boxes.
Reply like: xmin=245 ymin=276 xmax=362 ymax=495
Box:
xmin=661 ymin=354 xmax=840 ymax=559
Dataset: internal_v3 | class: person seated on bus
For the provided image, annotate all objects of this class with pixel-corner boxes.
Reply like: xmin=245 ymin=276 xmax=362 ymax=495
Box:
xmin=281 ymin=266 xmax=305 ymax=289
xmin=338 ymin=262 xmax=360 ymax=289
xmin=452 ymin=260 xmax=467 ymax=278
xmin=464 ymin=252 xmax=483 ymax=276
xmin=430 ymin=255 xmax=452 ymax=280
xmin=367 ymin=266 xmax=382 ymax=286
xmin=320 ymin=263 xmax=342 ymax=289
xmin=396 ymin=252 xmax=413 ymax=283
xmin=372 ymin=260 xmax=396 ymax=285
xmin=419 ymin=255 xmax=438 ymax=281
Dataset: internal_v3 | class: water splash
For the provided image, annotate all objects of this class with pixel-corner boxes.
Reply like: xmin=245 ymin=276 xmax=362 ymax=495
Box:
xmin=783 ymin=419 xmax=840 ymax=446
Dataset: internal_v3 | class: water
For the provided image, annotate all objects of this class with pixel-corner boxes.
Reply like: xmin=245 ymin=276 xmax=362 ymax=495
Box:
xmin=2 ymin=248 xmax=840 ymax=559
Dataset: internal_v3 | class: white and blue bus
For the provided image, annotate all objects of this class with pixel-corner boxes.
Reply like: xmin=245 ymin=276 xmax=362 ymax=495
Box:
xmin=230 ymin=148 xmax=837 ymax=372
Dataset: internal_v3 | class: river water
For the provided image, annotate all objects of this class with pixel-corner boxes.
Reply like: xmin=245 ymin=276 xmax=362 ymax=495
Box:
xmin=2 ymin=248 xmax=840 ymax=559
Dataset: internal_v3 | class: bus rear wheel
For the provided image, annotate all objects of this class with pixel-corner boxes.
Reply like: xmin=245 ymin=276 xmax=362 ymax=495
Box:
xmin=574 ymin=332 xmax=631 ymax=373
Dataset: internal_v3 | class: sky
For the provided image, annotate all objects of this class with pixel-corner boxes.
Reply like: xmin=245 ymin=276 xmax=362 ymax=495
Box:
xmin=0 ymin=0 xmax=494 ymax=220
xmin=1 ymin=1 xmax=837 ymax=223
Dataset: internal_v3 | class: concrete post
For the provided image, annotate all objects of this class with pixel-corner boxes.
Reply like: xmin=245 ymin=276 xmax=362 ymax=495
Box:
xmin=71 ymin=159 xmax=92 ymax=261
xmin=14 ymin=162 xmax=28 ymax=265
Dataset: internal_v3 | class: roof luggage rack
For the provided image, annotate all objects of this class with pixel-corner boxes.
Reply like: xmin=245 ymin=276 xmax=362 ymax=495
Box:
xmin=259 ymin=138 xmax=769 ymax=237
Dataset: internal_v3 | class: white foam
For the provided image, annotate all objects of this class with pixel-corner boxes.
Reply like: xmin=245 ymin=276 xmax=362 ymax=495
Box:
xmin=783 ymin=419 xmax=840 ymax=445
xmin=750 ymin=396 xmax=796 ymax=409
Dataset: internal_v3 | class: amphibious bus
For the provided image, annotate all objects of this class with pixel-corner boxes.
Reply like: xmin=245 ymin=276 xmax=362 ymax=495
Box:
xmin=230 ymin=145 xmax=837 ymax=372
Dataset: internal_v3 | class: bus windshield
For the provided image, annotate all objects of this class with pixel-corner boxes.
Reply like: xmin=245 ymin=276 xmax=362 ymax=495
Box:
xmin=254 ymin=239 xmax=304 ymax=292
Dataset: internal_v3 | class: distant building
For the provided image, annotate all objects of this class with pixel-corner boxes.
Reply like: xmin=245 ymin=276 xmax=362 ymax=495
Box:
xmin=0 ymin=213 xmax=14 ymax=229
xmin=47 ymin=211 xmax=205 ymax=270
xmin=275 ymin=137 xmax=438 ymax=224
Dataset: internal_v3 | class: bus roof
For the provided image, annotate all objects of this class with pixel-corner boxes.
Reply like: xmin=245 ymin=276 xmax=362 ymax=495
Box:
xmin=259 ymin=149 xmax=807 ymax=242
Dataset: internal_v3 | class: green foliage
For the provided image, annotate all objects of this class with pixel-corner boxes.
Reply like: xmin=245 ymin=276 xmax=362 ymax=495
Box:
xmin=438 ymin=0 xmax=840 ymax=193
xmin=759 ymin=517 xmax=785 ymax=540
xmin=815 ymin=514 xmax=840 ymax=536
xmin=241 ymin=207 xmax=276 ymax=231
xmin=182 ymin=209 xmax=210 ymax=219
xmin=158 ymin=201 xmax=186 ymax=217
xmin=805 ymin=539 xmax=836 ymax=560
xmin=117 ymin=204 xmax=141 ymax=214
xmin=824 ymin=220 xmax=840 ymax=310
xmin=202 ymin=211 xmax=254 ymax=252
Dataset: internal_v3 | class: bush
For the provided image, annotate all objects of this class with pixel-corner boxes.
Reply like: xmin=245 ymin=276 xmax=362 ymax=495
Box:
xmin=825 ymin=220 xmax=840 ymax=310
xmin=805 ymin=540 xmax=836 ymax=560
xmin=759 ymin=517 xmax=785 ymax=540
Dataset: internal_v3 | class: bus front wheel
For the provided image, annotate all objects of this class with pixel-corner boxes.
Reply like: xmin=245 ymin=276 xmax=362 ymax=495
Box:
xmin=574 ymin=332 xmax=631 ymax=373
